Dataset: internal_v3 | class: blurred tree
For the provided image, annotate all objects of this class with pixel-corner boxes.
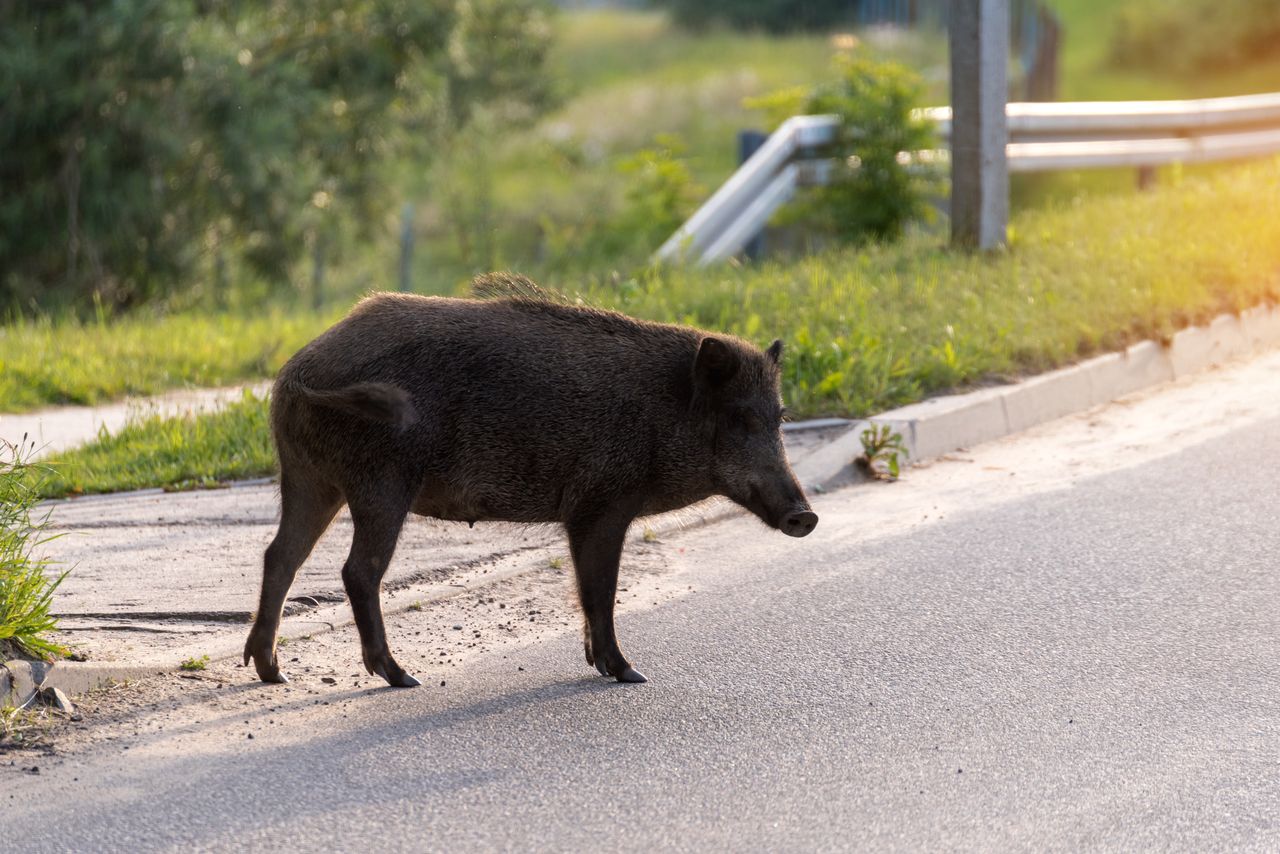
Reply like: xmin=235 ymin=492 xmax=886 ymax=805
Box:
xmin=0 ymin=0 xmax=553 ymax=311
xmin=655 ymin=0 xmax=854 ymax=34
xmin=1111 ymin=0 xmax=1280 ymax=73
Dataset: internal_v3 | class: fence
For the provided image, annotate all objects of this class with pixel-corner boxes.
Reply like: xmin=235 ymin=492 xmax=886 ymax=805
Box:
xmin=655 ymin=91 xmax=1280 ymax=265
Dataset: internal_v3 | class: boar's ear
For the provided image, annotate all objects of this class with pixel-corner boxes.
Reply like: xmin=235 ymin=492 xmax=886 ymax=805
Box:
xmin=766 ymin=339 xmax=783 ymax=365
xmin=695 ymin=337 xmax=739 ymax=388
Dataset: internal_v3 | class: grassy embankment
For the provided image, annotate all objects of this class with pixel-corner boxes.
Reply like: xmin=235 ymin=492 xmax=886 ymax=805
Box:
xmin=34 ymin=157 xmax=1280 ymax=497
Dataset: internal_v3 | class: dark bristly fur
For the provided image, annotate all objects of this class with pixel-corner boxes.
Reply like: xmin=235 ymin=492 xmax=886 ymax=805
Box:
xmin=244 ymin=281 xmax=817 ymax=688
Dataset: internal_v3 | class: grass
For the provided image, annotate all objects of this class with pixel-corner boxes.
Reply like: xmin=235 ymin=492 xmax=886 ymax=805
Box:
xmin=27 ymin=157 xmax=1280 ymax=497
xmin=36 ymin=392 xmax=274 ymax=498
xmin=0 ymin=308 xmax=335 ymax=413
xmin=179 ymin=655 xmax=209 ymax=672
xmin=1 ymin=440 xmax=68 ymax=661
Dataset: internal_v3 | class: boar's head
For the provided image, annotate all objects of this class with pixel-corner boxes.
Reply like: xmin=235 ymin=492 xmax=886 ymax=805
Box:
xmin=694 ymin=336 xmax=818 ymax=538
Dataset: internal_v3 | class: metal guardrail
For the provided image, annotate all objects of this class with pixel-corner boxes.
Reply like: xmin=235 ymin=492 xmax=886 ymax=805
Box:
xmin=656 ymin=92 xmax=1280 ymax=265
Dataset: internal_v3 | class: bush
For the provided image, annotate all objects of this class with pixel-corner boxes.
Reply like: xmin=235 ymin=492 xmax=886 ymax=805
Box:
xmin=0 ymin=0 xmax=553 ymax=313
xmin=752 ymin=54 xmax=940 ymax=244
xmin=0 ymin=441 xmax=67 ymax=661
xmin=1110 ymin=0 xmax=1280 ymax=73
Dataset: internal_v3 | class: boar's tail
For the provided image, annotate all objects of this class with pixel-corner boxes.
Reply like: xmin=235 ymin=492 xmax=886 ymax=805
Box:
xmin=290 ymin=381 xmax=417 ymax=429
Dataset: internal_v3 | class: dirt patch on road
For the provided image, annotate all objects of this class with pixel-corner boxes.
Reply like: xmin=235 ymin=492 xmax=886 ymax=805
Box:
xmin=1 ymin=532 xmax=697 ymax=767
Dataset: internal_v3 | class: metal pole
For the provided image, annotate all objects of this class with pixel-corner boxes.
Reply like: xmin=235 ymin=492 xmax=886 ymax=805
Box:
xmin=312 ymin=235 xmax=325 ymax=312
xmin=399 ymin=202 xmax=414 ymax=293
xmin=950 ymin=0 xmax=1009 ymax=250
xmin=737 ymin=131 xmax=768 ymax=262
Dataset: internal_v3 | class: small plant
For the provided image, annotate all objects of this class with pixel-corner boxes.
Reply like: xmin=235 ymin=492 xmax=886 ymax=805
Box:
xmin=548 ymin=556 xmax=565 ymax=570
xmin=642 ymin=528 xmax=659 ymax=543
xmin=179 ymin=655 xmax=210 ymax=672
xmin=751 ymin=54 xmax=940 ymax=244
xmin=856 ymin=423 xmax=909 ymax=481
xmin=408 ymin=601 xmax=423 ymax=612
xmin=0 ymin=438 xmax=68 ymax=661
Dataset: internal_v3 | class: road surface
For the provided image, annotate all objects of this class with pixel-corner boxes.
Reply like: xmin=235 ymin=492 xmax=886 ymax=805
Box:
xmin=4 ymin=352 xmax=1280 ymax=852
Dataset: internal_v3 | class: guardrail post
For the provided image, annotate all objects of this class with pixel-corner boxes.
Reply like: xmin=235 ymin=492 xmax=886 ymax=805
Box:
xmin=950 ymin=0 xmax=1009 ymax=250
xmin=311 ymin=234 xmax=325 ymax=311
xmin=737 ymin=130 xmax=769 ymax=261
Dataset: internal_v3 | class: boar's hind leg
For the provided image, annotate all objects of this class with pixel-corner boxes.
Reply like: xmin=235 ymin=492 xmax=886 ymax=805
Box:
xmin=567 ymin=513 xmax=647 ymax=684
xmin=245 ymin=477 xmax=342 ymax=684
xmin=342 ymin=494 xmax=419 ymax=688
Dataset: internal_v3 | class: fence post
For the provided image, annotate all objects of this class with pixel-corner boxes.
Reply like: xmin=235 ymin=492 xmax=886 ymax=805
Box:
xmin=213 ymin=247 xmax=227 ymax=310
xmin=949 ymin=0 xmax=1009 ymax=250
xmin=737 ymin=130 xmax=769 ymax=261
xmin=312 ymin=234 xmax=325 ymax=312
xmin=399 ymin=202 xmax=414 ymax=293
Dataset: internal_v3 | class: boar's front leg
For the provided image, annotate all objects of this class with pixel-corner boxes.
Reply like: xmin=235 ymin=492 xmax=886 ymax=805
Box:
xmin=566 ymin=511 xmax=647 ymax=684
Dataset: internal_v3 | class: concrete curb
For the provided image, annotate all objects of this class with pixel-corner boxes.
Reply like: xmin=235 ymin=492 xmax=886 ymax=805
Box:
xmin=790 ymin=304 xmax=1280 ymax=494
xmin=2 ymin=658 xmax=161 ymax=709
xmin=24 ymin=303 xmax=1280 ymax=702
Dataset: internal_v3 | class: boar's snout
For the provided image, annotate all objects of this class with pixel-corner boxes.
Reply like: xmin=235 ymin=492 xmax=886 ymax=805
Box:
xmin=781 ymin=509 xmax=818 ymax=538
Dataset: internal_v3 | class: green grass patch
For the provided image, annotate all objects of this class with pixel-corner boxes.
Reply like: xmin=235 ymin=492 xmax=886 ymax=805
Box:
xmin=36 ymin=392 xmax=275 ymax=498
xmin=1 ymin=441 xmax=68 ymax=661
xmin=573 ymin=156 xmax=1280 ymax=417
xmin=32 ymin=158 xmax=1280 ymax=496
xmin=0 ymin=308 xmax=336 ymax=413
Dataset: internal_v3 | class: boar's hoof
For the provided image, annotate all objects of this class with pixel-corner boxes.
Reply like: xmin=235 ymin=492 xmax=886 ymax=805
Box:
xmin=616 ymin=667 xmax=648 ymax=684
xmin=245 ymin=648 xmax=289 ymax=684
xmin=369 ymin=658 xmax=422 ymax=688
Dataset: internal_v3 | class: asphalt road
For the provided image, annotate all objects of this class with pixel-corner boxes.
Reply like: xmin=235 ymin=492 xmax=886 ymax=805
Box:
xmin=6 ymin=378 xmax=1280 ymax=851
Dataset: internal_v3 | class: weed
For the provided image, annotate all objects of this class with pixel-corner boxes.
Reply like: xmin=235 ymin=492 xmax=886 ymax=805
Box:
xmin=642 ymin=528 xmax=659 ymax=543
xmin=408 ymin=601 xmax=423 ymax=612
xmin=0 ymin=439 xmax=68 ymax=661
xmin=548 ymin=557 xmax=565 ymax=570
xmin=179 ymin=655 xmax=210 ymax=672
xmin=856 ymin=424 xmax=909 ymax=480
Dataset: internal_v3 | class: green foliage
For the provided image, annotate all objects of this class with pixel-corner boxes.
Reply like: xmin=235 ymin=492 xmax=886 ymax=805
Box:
xmin=615 ymin=137 xmax=707 ymax=250
xmin=1109 ymin=0 xmax=1280 ymax=73
xmin=755 ymin=54 xmax=940 ymax=245
xmin=36 ymin=392 xmax=275 ymax=498
xmin=0 ymin=441 xmax=68 ymax=661
xmin=856 ymin=424 xmax=908 ymax=480
xmin=179 ymin=655 xmax=210 ymax=671
xmin=0 ymin=307 xmax=336 ymax=411
xmin=656 ymin=0 xmax=855 ymax=33
xmin=0 ymin=0 xmax=552 ymax=312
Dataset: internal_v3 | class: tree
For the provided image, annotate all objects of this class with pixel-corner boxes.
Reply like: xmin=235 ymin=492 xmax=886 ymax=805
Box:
xmin=0 ymin=0 xmax=553 ymax=310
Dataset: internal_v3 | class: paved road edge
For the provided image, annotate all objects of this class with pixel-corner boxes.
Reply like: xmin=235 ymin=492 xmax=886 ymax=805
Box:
xmin=10 ymin=303 xmax=1279 ymax=707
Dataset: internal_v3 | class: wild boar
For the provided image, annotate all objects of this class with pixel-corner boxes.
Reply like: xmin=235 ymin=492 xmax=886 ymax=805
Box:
xmin=244 ymin=274 xmax=817 ymax=688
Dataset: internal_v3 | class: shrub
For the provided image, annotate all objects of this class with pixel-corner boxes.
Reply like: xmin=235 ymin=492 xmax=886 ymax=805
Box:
xmin=0 ymin=440 xmax=67 ymax=661
xmin=0 ymin=0 xmax=553 ymax=313
xmin=753 ymin=54 xmax=940 ymax=244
